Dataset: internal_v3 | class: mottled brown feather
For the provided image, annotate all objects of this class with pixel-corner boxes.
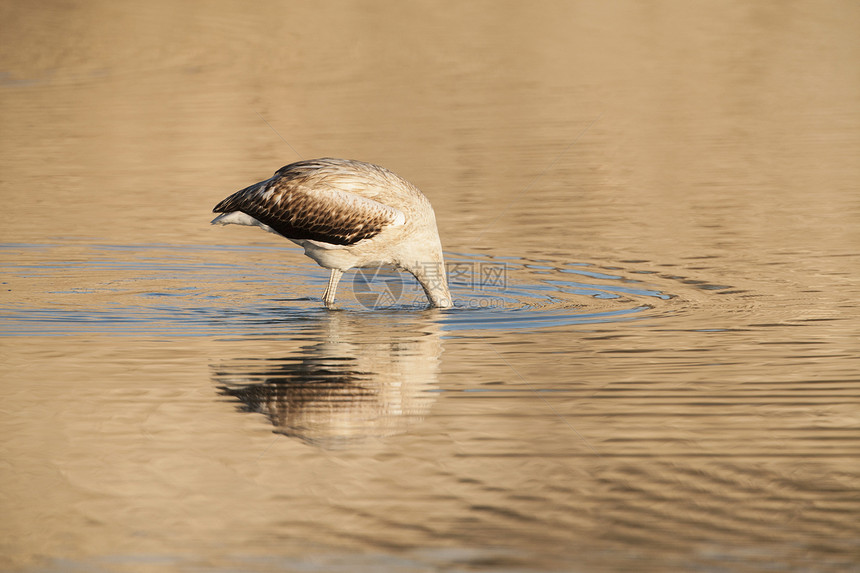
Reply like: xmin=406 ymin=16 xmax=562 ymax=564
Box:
xmin=213 ymin=159 xmax=406 ymax=246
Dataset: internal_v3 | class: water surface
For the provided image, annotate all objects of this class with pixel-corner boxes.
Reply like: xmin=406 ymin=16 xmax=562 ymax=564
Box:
xmin=2 ymin=1 xmax=859 ymax=571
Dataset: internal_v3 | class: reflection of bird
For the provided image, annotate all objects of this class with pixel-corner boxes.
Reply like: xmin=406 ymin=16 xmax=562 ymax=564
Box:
xmin=211 ymin=158 xmax=452 ymax=308
xmin=215 ymin=313 xmax=443 ymax=449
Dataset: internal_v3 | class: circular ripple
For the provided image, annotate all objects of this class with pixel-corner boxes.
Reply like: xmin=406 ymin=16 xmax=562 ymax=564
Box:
xmin=0 ymin=244 xmax=748 ymax=336
xmin=435 ymin=252 xmax=734 ymax=332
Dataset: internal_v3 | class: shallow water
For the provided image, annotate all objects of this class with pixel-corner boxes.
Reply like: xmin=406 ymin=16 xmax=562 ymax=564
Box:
xmin=2 ymin=1 xmax=860 ymax=571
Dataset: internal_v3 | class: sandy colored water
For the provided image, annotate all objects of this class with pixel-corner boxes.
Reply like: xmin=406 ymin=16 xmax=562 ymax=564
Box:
xmin=1 ymin=1 xmax=859 ymax=571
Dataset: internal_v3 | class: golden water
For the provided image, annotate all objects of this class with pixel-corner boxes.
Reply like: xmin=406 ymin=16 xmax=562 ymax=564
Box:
xmin=2 ymin=1 xmax=859 ymax=571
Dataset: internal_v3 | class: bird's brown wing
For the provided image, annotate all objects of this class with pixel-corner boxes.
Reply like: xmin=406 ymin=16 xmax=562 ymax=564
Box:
xmin=213 ymin=174 xmax=405 ymax=246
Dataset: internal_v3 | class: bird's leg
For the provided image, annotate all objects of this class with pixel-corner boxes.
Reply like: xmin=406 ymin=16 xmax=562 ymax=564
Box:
xmin=323 ymin=269 xmax=343 ymax=308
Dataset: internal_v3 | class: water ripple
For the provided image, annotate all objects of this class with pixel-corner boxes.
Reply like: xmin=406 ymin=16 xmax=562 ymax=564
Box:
xmin=0 ymin=244 xmax=741 ymax=336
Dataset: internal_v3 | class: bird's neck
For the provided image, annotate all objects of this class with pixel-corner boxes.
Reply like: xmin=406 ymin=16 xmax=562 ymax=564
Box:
xmin=403 ymin=257 xmax=452 ymax=308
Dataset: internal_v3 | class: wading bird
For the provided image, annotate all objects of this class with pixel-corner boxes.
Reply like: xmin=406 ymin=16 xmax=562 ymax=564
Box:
xmin=212 ymin=158 xmax=452 ymax=308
